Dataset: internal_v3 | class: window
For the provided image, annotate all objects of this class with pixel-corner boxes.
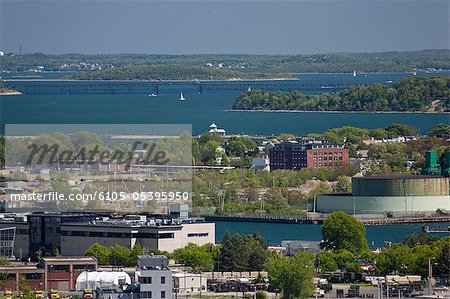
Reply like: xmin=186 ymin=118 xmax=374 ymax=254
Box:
xmin=161 ymin=291 xmax=166 ymax=298
xmin=88 ymin=232 xmax=105 ymax=237
xmin=141 ymin=291 xmax=152 ymax=298
xmin=48 ymin=265 xmax=70 ymax=272
xmin=158 ymin=233 xmax=174 ymax=239
xmin=69 ymin=231 xmax=86 ymax=237
xmin=161 ymin=276 xmax=166 ymax=284
xmin=140 ymin=276 xmax=152 ymax=284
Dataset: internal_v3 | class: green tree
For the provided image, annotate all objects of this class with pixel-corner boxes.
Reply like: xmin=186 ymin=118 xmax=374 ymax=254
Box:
xmin=434 ymin=244 xmax=450 ymax=280
xmin=334 ymin=176 xmax=351 ymax=193
xmin=403 ymin=233 xmax=439 ymax=247
xmin=385 ymin=124 xmax=418 ymax=137
xmin=172 ymin=243 xmax=215 ymax=271
xmin=248 ymin=232 xmax=268 ymax=271
xmin=84 ymin=243 xmax=111 ymax=265
xmin=266 ymin=251 xmax=315 ymax=299
xmin=428 ymin=123 xmax=450 ymax=138
xmin=317 ymin=251 xmax=338 ymax=272
xmin=321 ymin=212 xmax=368 ymax=254
xmin=109 ymin=245 xmax=131 ymax=266
xmin=219 ymin=232 xmax=268 ymax=271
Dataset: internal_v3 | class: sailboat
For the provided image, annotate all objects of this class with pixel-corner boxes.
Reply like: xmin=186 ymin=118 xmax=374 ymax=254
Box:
xmin=247 ymin=86 xmax=252 ymax=92
xmin=352 ymin=70 xmax=357 ymax=77
xmin=179 ymin=92 xmax=185 ymax=101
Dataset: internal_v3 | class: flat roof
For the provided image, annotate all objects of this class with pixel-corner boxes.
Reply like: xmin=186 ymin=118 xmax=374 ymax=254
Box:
xmin=42 ymin=256 xmax=97 ymax=262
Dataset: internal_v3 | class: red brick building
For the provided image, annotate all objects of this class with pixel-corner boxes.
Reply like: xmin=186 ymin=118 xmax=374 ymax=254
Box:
xmin=269 ymin=138 xmax=349 ymax=170
xmin=0 ymin=256 xmax=97 ymax=291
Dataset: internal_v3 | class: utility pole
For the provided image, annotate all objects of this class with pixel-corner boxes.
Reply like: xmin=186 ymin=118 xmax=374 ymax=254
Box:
xmin=428 ymin=258 xmax=433 ymax=295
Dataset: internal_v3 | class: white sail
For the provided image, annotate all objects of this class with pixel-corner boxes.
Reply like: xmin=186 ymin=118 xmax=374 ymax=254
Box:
xmin=247 ymin=86 xmax=251 ymax=92
xmin=353 ymin=70 xmax=357 ymax=77
xmin=179 ymin=92 xmax=185 ymax=101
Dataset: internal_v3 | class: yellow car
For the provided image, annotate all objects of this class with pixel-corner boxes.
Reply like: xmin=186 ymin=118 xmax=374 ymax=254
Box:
xmin=82 ymin=289 xmax=93 ymax=299
xmin=5 ymin=289 xmax=14 ymax=299
xmin=34 ymin=290 xmax=45 ymax=299
xmin=48 ymin=290 xmax=60 ymax=299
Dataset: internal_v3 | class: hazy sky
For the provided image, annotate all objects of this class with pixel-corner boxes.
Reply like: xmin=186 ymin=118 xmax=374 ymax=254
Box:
xmin=0 ymin=0 xmax=448 ymax=55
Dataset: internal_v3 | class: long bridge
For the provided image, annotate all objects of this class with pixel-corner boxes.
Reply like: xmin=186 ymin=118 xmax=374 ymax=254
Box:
xmin=3 ymin=79 xmax=372 ymax=95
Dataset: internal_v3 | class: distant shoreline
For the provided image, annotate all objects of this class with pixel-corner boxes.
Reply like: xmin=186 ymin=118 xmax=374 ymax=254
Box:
xmin=229 ymin=109 xmax=450 ymax=114
xmin=3 ymin=77 xmax=298 ymax=82
xmin=0 ymin=91 xmax=22 ymax=96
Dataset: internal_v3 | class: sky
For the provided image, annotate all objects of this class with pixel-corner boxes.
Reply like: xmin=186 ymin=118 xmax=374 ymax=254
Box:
xmin=0 ymin=0 xmax=448 ymax=55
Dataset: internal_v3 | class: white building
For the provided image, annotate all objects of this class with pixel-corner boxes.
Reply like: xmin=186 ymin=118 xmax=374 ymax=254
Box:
xmin=172 ymin=271 xmax=207 ymax=295
xmin=75 ymin=271 xmax=131 ymax=291
xmin=208 ymin=122 xmax=226 ymax=136
xmin=60 ymin=217 xmax=215 ymax=255
xmin=251 ymin=157 xmax=270 ymax=172
xmin=137 ymin=255 xmax=173 ymax=299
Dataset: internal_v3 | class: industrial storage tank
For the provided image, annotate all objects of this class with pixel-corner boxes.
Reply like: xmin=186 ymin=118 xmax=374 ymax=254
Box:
xmin=351 ymin=175 xmax=449 ymax=197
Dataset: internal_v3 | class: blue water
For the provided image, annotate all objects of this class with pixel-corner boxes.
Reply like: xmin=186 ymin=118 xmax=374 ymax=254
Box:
xmin=1 ymin=72 xmax=449 ymax=136
xmin=214 ymin=221 xmax=450 ymax=248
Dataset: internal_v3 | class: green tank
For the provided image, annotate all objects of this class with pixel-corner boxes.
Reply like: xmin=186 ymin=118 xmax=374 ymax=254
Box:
xmin=441 ymin=151 xmax=450 ymax=177
xmin=421 ymin=151 xmax=442 ymax=176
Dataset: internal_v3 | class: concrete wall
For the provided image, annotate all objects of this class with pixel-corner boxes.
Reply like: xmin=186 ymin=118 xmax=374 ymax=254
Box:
xmin=317 ymin=195 xmax=450 ymax=214
xmin=158 ymin=222 xmax=215 ymax=252
xmin=138 ymin=269 xmax=173 ymax=299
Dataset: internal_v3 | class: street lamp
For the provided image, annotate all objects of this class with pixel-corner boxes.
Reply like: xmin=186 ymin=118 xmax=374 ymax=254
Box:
xmin=353 ymin=197 xmax=356 ymax=215
xmin=48 ymin=265 xmax=54 ymax=291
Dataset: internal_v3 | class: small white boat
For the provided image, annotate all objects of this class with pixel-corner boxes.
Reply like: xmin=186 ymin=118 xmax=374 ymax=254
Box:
xmin=179 ymin=92 xmax=185 ymax=101
xmin=247 ymin=86 xmax=251 ymax=92
xmin=148 ymin=93 xmax=158 ymax=97
xmin=352 ymin=70 xmax=357 ymax=77
xmin=413 ymin=71 xmax=417 ymax=76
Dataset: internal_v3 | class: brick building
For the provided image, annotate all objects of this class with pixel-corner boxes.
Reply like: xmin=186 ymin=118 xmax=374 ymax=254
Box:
xmin=269 ymin=138 xmax=349 ymax=171
xmin=0 ymin=256 xmax=97 ymax=291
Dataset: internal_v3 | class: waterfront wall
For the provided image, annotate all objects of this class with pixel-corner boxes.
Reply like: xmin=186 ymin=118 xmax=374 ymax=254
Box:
xmin=317 ymin=194 xmax=450 ymax=214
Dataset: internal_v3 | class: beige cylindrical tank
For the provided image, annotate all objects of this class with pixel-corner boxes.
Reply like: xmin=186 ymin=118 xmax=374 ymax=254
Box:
xmin=352 ymin=175 xmax=449 ymax=197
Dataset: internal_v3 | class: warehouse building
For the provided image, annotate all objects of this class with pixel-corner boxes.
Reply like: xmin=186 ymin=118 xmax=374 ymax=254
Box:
xmin=60 ymin=216 xmax=215 ymax=255
xmin=0 ymin=208 xmax=215 ymax=259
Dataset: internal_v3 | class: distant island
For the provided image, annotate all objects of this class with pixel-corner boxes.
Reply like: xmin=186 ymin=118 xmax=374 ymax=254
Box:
xmin=232 ymin=77 xmax=450 ymax=113
xmin=0 ymin=83 xmax=21 ymax=95
xmin=0 ymin=50 xmax=449 ymax=78
xmin=62 ymin=64 xmax=292 ymax=81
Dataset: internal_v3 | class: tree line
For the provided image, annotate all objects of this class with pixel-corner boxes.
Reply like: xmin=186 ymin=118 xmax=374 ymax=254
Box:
xmin=65 ymin=64 xmax=290 ymax=80
xmin=2 ymin=50 xmax=449 ymax=73
xmin=232 ymin=77 xmax=450 ymax=112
